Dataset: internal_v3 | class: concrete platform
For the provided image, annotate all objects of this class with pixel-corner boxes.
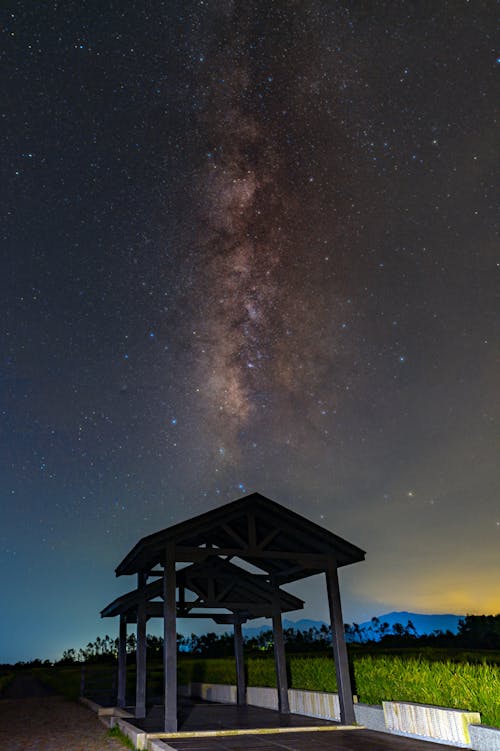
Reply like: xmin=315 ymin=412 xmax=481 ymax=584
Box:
xmin=162 ymin=728 xmax=457 ymax=751
xmin=127 ymin=698 xmax=454 ymax=751
xmin=131 ymin=696 xmax=340 ymax=733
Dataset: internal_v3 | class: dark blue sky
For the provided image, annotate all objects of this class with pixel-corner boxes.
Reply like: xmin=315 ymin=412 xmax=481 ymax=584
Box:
xmin=1 ymin=1 xmax=498 ymax=662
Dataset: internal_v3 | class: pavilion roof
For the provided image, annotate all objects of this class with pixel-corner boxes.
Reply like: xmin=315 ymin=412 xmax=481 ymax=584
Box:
xmin=115 ymin=492 xmax=365 ymax=583
xmin=101 ymin=556 xmax=303 ymax=622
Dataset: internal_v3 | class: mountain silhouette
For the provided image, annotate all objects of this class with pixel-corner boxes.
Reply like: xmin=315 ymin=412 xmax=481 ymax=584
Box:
xmin=242 ymin=611 xmax=463 ymax=639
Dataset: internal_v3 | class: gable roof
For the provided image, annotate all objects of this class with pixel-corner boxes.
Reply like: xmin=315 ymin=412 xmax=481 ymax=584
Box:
xmin=102 ymin=556 xmax=303 ymax=622
xmin=115 ymin=493 xmax=365 ymax=583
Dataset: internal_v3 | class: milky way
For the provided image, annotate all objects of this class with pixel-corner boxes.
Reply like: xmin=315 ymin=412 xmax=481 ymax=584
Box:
xmin=189 ymin=5 xmax=359 ymax=465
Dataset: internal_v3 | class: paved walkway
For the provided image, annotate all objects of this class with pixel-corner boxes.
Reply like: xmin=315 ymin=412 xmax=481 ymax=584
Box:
xmin=0 ymin=673 xmax=125 ymax=751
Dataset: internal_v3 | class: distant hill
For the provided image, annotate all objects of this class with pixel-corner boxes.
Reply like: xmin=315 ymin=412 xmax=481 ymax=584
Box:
xmin=358 ymin=611 xmax=463 ymax=637
xmin=242 ymin=612 xmax=463 ymax=639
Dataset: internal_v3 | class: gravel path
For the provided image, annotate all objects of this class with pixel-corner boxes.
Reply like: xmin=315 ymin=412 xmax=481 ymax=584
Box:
xmin=0 ymin=673 xmax=126 ymax=751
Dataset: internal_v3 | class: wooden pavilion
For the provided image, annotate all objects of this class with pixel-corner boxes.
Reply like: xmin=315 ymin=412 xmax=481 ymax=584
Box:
xmin=101 ymin=555 xmax=304 ymax=712
xmin=102 ymin=492 xmax=365 ymax=732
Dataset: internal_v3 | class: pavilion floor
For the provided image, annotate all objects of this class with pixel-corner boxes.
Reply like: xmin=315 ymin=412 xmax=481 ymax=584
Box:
xmin=128 ymin=698 xmax=453 ymax=751
xmin=130 ymin=695 xmax=339 ymax=732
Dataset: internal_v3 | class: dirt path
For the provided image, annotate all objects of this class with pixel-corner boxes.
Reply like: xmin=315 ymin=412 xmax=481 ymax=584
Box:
xmin=0 ymin=673 xmax=126 ymax=751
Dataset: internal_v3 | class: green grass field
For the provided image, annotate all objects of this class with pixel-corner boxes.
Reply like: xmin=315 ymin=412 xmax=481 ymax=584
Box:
xmin=32 ymin=649 xmax=500 ymax=728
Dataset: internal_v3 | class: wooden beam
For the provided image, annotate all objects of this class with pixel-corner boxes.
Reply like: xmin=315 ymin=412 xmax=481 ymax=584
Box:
xmin=247 ymin=513 xmax=257 ymax=547
xmin=126 ymin=605 xmax=272 ymax=621
xmin=184 ymin=576 xmax=209 ymax=598
xmin=183 ymin=612 xmax=246 ymax=622
xmin=222 ymin=523 xmax=247 ymax=548
xmin=163 ymin=544 xmax=177 ymax=732
xmin=181 ymin=600 xmax=279 ymax=613
xmin=178 ymin=549 xmax=209 ymax=562
xmin=213 ymin=613 xmax=248 ymax=624
xmin=176 ymin=546 xmax=327 ymax=565
xmin=234 ymin=621 xmax=246 ymax=705
xmin=214 ymin=578 xmax=238 ymax=603
xmin=257 ymin=526 xmax=280 ymax=550
xmin=253 ymin=511 xmax=332 ymax=556
xmin=135 ymin=572 xmax=147 ymax=718
xmin=178 ymin=600 xmax=203 ymax=614
xmin=325 ymin=558 xmax=355 ymax=724
xmin=178 ymin=584 xmax=185 ymax=609
xmin=117 ymin=614 xmax=127 ymax=708
xmin=207 ymin=575 xmax=215 ymax=601
xmin=272 ymin=584 xmax=289 ymax=713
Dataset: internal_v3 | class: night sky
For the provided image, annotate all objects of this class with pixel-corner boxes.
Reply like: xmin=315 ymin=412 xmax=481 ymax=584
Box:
xmin=1 ymin=2 xmax=498 ymax=663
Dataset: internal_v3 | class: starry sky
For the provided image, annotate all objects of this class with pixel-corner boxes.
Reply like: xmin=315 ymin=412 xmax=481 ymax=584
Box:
xmin=1 ymin=1 xmax=498 ymax=663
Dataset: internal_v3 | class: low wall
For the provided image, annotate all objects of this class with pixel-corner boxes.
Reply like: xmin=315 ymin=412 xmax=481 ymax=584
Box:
xmin=189 ymin=683 xmax=340 ymax=719
xmin=185 ymin=684 xmax=496 ymax=748
xmin=189 ymin=682 xmax=237 ymax=704
xmin=469 ymin=724 xmax=500 ymax=751
xmin=383 ymin=701 xmax=481 ymax=747
xmin=247 ymin=686 xmax=279 ymax=711
xmin=354 ymin=702 xmax=386 ymax=732
xmin=288 ymin=688 xmax=340 ymax=721
xmin=189 ymin=682 xmax=281 ymax=712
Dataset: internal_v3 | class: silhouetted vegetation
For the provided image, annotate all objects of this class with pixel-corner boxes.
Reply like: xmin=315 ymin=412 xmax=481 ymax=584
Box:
xmin=5 ymin=614 xmax=500 ymax=669
xmin=457 ymin=615 xmax=500 ymax=649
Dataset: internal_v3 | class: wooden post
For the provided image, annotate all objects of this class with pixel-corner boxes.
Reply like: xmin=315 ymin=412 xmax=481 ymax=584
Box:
xmin=325 ymin=558 xmax=355 ymax=724
xmin=163 ymin=544 xmax=177 ymax=732
xmin=80 ymin=664 xmax=86 ymax=697
xmin=135 ymin=572 xmax=147 ymax=718
xmin=234 ymin=620 xmax=246 ymax=705
xmin=272 ymin=586 xmax=289 ymax=713
xmin=117 ymin=613 xmax=127 ymax=707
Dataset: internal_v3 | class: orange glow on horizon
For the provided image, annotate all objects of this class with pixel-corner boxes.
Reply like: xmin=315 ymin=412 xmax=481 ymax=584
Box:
xmin=355 ymin=568 xmax=500 ymax=616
